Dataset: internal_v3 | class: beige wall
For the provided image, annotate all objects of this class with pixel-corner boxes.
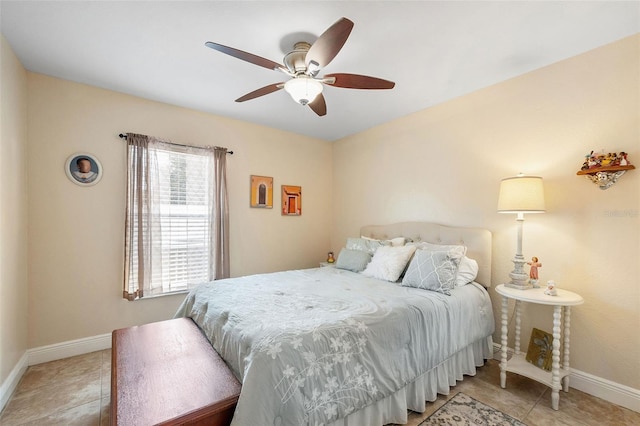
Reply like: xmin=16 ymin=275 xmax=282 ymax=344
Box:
xmin=0 ymin=35 xmax=29 ymax=386
xmin=26 ymin=74 xmax=332 ymax=347
xmin=332 ymin=35 xmax=639 ymax=390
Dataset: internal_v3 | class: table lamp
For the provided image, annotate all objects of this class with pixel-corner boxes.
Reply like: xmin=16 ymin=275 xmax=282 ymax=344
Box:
xmin=497 ymin=174 xmax=546 ymax=289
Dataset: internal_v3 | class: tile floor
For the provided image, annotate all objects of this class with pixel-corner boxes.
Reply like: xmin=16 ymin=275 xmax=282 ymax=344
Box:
xmin=1 ymin=351 xmax=638 ymax=425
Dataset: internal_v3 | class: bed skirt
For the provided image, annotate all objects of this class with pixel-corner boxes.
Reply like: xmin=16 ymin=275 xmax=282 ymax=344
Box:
xmin=326 ymin=335 xmax=494 ymax=426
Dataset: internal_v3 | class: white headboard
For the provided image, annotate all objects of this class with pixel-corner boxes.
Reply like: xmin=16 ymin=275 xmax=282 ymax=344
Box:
xmin=360 ymin=222 xmax=492 ymax=287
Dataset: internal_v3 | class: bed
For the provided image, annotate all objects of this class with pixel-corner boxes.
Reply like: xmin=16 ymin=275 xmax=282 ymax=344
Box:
xmin=175 ymin=222 xmax=494 ymax=426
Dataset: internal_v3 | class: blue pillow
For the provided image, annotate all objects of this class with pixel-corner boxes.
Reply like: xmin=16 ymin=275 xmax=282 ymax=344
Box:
xmin=335 ymin=248 xmax=372 ymax=272
xmin=401 ymin=249 xmax=461 ymax=295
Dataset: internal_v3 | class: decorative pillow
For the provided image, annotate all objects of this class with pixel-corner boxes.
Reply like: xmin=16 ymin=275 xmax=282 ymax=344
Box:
xmin=335 ymin=248 xmax=372 ymax=273
xmin=361 ymin=245 xmax=417 ymax=282
xmin=346 ymin=237 xmax=389 ymax=255
xmin=401 ymin=249 xmax=462 ymax=295
xmin=455 ymin=256 xmax=479 ymax=287
xmin=361 ymin=235 xmax=407 ymax=247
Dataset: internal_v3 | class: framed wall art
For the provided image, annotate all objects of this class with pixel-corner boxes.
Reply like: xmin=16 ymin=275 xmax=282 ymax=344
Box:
xmin=65 ymin=153 xmax=103 ymax=186
xmin=281 ymin=185 xmax=302 ymax=216
xmin=250 ymin=175 xmax=273 ymax=208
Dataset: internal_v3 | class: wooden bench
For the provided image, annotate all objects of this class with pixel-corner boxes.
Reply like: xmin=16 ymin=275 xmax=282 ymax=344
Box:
xmin=111 ymin=318 xmax=241 ymax=426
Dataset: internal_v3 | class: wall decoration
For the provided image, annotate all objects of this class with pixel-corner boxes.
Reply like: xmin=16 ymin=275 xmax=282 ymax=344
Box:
xmin=281 ymin=185 xmax=302 ymax=216
xmin=65 ymin=153 xmax=103 ymax=186
xmin=576 ymin=150 xmax=634 ymax=190
xmin=525 ymin=328 xmax=553 ymax=371
xmin=250 ymin=175 xmax=273 ymax=208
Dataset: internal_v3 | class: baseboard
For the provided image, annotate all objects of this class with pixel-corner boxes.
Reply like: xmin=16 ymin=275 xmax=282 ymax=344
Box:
xmin=27 ymin=333 xmax=112 ymax=366
xmin=570 ymin=368 xmax=640 ymax=413
xmin=492 ymin=343 xmax=639 ymax=413
xmin=0 ymin=352 xmax=28 ymax=412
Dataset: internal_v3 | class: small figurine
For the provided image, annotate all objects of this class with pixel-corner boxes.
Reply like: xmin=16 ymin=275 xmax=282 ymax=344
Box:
xmin=581 ymin=151 xmax=592 ymax=170
xmin=611 ymin=152 xmax=620 ymax=166
xmin=544 ymin=280 xmax=557 ymax=296
xmin=327 ymin=251 xmax=335 ymax=263
xmin=601 ymin=153 xmax=613 ymax=167
xmin=620 ymin=152 xmax=629 ymax=166
xmin=527 ymin=256 xmax=542 ymax=288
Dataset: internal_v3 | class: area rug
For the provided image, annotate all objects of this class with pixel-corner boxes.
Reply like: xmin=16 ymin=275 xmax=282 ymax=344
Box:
xmin=419 ymin=392 xmax=526 ymax=426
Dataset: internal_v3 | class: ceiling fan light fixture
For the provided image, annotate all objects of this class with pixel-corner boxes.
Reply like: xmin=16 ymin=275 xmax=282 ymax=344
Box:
xmin=284 ymin=77 xmax=323 ymax=106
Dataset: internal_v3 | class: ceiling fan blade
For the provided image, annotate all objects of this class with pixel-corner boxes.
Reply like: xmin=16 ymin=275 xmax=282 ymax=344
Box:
xmin=205 ymin=41 xmax=284 ymax=71
xmin=235 ymin=83 xmax=284 ymax=102
xmin=305 ymin=17 xmax=354 ymax=71
xmin=308 ymin=93 xmax=327 ymax=116
xmin=323 ymin=73 xmax=395 ymax=89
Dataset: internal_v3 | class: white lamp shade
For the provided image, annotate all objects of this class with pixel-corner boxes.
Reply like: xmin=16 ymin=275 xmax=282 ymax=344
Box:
xmin=284 ymin=77 xmax=323 ymax=106
xmin=497 ymin=175 xmax=546 ymax=213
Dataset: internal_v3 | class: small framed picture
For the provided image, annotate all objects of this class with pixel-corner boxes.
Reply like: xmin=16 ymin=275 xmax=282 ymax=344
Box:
xmin=250 ymin=175 xmax=273 ymax=208
xmin=525 ymin=328 xmax=553 ymax=371
xmin=65 ymin=153 xmax=103 ymax=186
xmin=281 ymin=185 xmax=302 ymax=216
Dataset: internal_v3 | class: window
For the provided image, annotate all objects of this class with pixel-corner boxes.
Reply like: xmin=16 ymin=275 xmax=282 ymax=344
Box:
xmin=123 ymin=134 xmax=229 ymax=300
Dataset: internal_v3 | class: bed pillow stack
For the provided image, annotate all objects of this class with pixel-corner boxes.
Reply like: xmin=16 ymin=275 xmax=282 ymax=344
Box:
xmin=334 ymin=236 xmax=408 ymax=273
xmin=334 ymin=237 xmax=480 ymax=291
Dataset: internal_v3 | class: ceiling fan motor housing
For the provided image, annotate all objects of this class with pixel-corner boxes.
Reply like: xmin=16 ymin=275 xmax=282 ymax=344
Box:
xmin=283 ymin=42 xmax=311 ymax=74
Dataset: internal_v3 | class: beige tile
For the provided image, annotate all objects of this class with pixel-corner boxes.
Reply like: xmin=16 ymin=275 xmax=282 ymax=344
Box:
xmin=20 ymin=399 xmax=101 ymax=426
xmin=99 ymin=397 xmax=110 ymax=426
xmin=0 ymin=372 xmax=101 ymax=425
xmin=100 ymin=350 xmax=111 ymax=399
xmin=525 ymin=388 xmax=640 ymax=426
xmin=17 ymin=352 xmax=102 ymax=394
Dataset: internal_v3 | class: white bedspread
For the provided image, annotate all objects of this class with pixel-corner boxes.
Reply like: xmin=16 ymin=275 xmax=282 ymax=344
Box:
xmin=175 ymin=267 xmax=494 ymax=426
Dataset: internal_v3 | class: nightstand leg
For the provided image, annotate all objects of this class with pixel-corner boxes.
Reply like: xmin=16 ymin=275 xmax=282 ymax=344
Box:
xmin=551 ymin=305 xmax=562 ymax=410
xmin=514 ymin=300 xmax=521 ymax=354
xmin=563 ymin=306 xmax=571 ymax=392
xmin=500 ymin=296 xmax=508 ymax=388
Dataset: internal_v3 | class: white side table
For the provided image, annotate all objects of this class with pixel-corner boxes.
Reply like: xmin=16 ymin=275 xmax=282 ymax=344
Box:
xmin=495 ymin=284 xmax=584 ymax=410
xmin=319 ymin=262 xmax=335 ymax=268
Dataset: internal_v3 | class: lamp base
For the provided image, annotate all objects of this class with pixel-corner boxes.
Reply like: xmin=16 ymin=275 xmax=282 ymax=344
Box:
xmin=507 ymin=255 xmax=531 ymax=290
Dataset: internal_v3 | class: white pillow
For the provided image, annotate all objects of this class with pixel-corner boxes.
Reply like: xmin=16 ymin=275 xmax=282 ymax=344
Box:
xmin=361 ymin=245 xmax=417 ymax=282
xmin=455 ymin=256 xmax=479 ymax=287
xmin=401 ymin=249 xmax=462 ymax=295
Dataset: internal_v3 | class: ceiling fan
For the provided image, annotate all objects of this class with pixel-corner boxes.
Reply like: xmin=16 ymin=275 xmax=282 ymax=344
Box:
xmin=205 ymin=17 xmax=395 ymax=117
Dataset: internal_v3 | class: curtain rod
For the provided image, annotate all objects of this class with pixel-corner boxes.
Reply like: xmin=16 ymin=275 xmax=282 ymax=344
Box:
xmin=118 ymin=133 xmax=233 ymax=154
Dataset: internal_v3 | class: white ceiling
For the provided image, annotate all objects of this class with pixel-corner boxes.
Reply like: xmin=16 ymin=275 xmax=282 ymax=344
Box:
xmin=1 ymin=1 xmax=638 ymax=141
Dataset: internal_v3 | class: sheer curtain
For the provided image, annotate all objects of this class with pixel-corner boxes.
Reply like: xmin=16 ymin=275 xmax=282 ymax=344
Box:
xmin=123 ymin=133 xmax=229 ymax=300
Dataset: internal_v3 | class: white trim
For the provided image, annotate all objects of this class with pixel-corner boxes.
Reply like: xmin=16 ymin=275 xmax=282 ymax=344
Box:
xmin=0 ymin=352 xmax=28 ymax=412
xmin=570 ymin=368 xmax=640 ymax=413
xmin=27 ymin=333 xmax=111 ymax=366
xmin=493 ymin=343 xmax=639 ymax=413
